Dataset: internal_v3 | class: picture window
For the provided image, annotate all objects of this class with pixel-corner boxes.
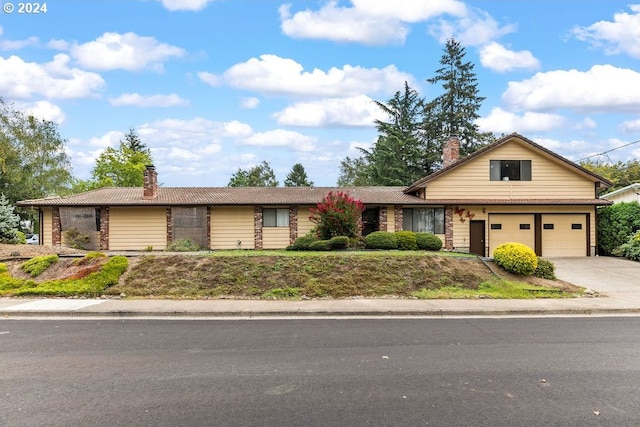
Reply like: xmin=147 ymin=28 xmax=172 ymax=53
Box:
xmin=263 ymin=208 xmax=289 ymax=227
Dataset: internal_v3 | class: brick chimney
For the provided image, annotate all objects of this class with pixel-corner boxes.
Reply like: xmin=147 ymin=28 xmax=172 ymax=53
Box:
xmin=143 ymin=165 xmax=158 ymax=200
xmin=442 ymin=135 xmax=460 ymax=168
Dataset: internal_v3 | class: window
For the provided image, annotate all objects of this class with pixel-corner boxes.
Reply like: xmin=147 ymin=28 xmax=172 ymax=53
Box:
xmin=263 ymin=208 xmax=289 ymax=227
xmin=571 ymin=223 xmax=583 ymax=230
xmin=490 ymin=224 xmax=502 ymax=230
xmin=403 ymin=208 xmax=444 ymax=234
xmin=543 ymin=224 xmax=554 ymax=230
xmin=490 ymin=160 xmax=532 ymax=181
xmin=520 ymin=224 xmax=531 ymax=230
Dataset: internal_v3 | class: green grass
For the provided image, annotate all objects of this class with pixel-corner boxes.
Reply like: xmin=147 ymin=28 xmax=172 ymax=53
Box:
xmin=412 ymin=280 xmax=572 ymax=299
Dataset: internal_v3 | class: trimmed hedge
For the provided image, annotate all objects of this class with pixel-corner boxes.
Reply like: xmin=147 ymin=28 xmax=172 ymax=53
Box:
xmin=416 ymin=233 xmax=443 ymax=251
xmin=290 ymin=234 xmax=320 ymax=250
xmin=309 ymin=240 xmax=332 ymax=251
xmin=365 ymin=231 xmax=397 ymax=250
xmin=395 ymin=231 xmax=418 ymax=250
xmin=329 ymin=235 xmax=350 ymax=250
xmin=493 ymin=242 xmax=538 ymax=276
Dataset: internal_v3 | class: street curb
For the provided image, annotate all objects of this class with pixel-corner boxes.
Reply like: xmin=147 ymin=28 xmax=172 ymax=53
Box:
xmin=4 ymin=307 xmax=640 ymax=318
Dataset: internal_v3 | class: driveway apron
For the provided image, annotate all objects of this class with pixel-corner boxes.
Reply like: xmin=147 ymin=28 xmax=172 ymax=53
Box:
xmin=550 ymin=257 xmax=640 ymax=296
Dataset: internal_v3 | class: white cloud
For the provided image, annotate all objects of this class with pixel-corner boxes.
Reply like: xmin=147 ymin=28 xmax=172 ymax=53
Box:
xmin=502 ymin=65 xmax=640 ymax=112
xmin=109 ymin=93 xmax=189 ymax=107
xmin=576 ymin=117 xmax=597 ymax=130
xmin=619 ymin=118 xmax=640 ymax=133
xmin=0 ymin=54 xmax=104 ymax=99
xmin=200 ymin=54 xmax=415 ymax=97
xmin=158 ymin=0 xmax=216 ymax=11
xmin=240 ymin=97 xmax=260 ymax=109
xmin=479 ymin=42 xmax=540 ymax=73
xmin=16 ymin=100 xmax=66 ymax=123
xmin=273 ymin=95 xmax=385 ymax=127
xmin=572 ymin=4 xmax=640 ymax=59
xmin=0 ymin=36 xmax=39 ymax=50
xmin=222 ymin=120 xmax=253 ymax=137
xmin=476 ymin=107 xmax=566 ymax=134
xmin=67 ymin=32 xmax=185 ymax=72
xmin=428 ymin=7 xmax=516 ymax=47
xmin=240 ymin=129 xmax=316 ymax=152
xmin=279 ymin=0 xmax=466 ymax=45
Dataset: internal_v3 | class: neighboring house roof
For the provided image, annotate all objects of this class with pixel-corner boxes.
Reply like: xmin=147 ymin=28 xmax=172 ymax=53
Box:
xmin=17 ymin=186 xmax=437 ymax=207
xmin=406 ymin=198 xmax=611 ymax=206
xmin=600 ymin=183 xmax=640 ymax=201
xmin=404 ymin=133 xmax=613 ymax=193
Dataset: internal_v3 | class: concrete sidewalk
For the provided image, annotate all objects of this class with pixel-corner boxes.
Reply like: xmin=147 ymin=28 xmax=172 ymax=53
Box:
xmin=1 ymin=257 xmax=639 ymax=318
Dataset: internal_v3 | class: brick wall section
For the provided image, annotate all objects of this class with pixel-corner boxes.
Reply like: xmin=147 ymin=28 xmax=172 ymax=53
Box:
xmin=99 ymin=207 xmax=110 ymax=250
xmin=394 ymin=206 xmax=403 ymax=232
xmin=52 ymin=207 xmax=61 ymax=246
xmin=254 ymin=207 xmax=263 ymax=250
xmin=166 ymin=207 xmax=173 ymax=244
xmin=206 ymin=206 xmax=211 ymax=250
xmin=378 ymin=206 xmax=387 ymax=232
xmin=443 ymin=135 xmax=460 ymax=168
xmin=289 ymin=206 xmax=298 ymax=244
xmin=445 ymin=206 xmax=454 ymax=250
xmin=143 ymin=166 xmax=158 ymax=200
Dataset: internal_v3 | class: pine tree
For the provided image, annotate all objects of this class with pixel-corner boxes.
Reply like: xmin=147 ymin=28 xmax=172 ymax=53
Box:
xmin=426 ymin=38 xmax=494 ymax=156
xmin=0 ymin=194 xmax=21 ymax=243
xmin=284 ymin=163 xmax=313 ymax=187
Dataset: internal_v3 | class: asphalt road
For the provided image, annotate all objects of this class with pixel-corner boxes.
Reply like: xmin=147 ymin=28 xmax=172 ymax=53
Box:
xmin=2 ymin=318 xmax=640 ymax=427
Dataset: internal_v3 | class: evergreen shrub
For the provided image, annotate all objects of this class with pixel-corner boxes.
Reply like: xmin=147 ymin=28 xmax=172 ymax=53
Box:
xmin=309 ymin=240 xmax=332 ymax=251
xmin=395 ymin=231 xmax=418 ymax=250
xmin=291 ymin=234 xmax=320 ymax=250
xmin=329 ymin=236 xmax=350 ymax=250
xmin=493 ymin=242 xmax=538 ymax=276
xmin=365 ymin=231 xmax=398 ymax=250
xmin=416 ymin=233 xmax=443 ymax=251
xmin=533 ymin=257 xmax=556 ymax=280
xmin=612 ymin=231 xmax=640 ymax=261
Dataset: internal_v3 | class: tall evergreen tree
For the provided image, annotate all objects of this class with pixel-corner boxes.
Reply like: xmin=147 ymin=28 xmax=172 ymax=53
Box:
xmin=336 ymin=156 xmax=372 ymax=187
xmin=122 ymin=127 xmax=146 ymax=152
xmin=284 ymin=163 xmax=313 ymax=187
xmin=426 ymin=38 xmax=494 ymax=156
xmin=228 ymin=161 xmax=278 ymax=187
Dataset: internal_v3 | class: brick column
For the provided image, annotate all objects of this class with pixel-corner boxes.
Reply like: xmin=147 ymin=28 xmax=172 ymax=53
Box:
xmin=206 ymin=206 xmax=211 ymax=250
xmin=394 ymin=206 xmax=403 ymax=232
xmin=289 ymin=206 xmax=298 ymax=244
xmin=445 ymin=206 xmax=454 ymax=250
xmin=166 ymin=207 xmax=173 ymax=245
xmin=378 ymin=207 xmax=387 ymax=232
xmin=52 ymin=207 xmax=61 ymax=246
xmin=99 ymin=207 xmax=109 ymax=250
xmin=254 ymin=207 xmax=263 ymax=250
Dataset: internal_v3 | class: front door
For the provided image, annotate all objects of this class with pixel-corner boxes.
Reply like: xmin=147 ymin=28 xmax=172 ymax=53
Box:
xmin=469 ymin=220 xmax=485 ymax=256
xmin=361 ymin=208 xmax=380 ymax=236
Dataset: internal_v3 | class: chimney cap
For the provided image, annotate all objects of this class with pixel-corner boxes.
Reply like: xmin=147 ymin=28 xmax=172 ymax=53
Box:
xmin=145 ymin=164 xmax=156 ymax=170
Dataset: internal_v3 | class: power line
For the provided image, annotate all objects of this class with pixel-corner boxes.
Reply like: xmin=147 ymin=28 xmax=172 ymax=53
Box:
xmin=577 ymin=139 xmax=640 ymax=163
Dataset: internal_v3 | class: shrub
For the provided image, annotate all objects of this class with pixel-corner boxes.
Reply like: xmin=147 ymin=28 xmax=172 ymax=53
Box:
xmin=0 ymin=195 xmax=21 ymax=244
xmin=597 ymin=202 xmax=640 ymax=255
xmin=63 ymin=228 xmax=90 ymax=250
xmin=493 ymin=242 xmax=538 ymax=276
xmin=329 ymin=236 xmax=350 ymax=250
xmin=349 ymin=236 xmax=366 ymax=250
xmin=21 ymin=255 xmax=59 ymax=277
xmin=365 ymin=231 xmax=397 ymax=250
xmin=416 ymin=233 xmax=443 ymax=251
xmin=291 ymin=233 xmax=320 ymax=250
xmin=309 ymin=240 xmax=332 ymax=251
xmin=395 ymin=231 xmax=418 ymax=250
xmin=309 ymin=191 xmax=365 ymax=239
xmin=533 ymin=257 xmax=556 ymax=280
xmin=167 ymin=238 xmax=201 ymax=252
xmin=612 ymin=231 xmax=640 ymax=261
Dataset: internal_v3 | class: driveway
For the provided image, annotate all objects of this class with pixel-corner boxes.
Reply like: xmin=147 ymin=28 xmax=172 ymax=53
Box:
xmin=550 ymin=256 xmax=640 ymax=294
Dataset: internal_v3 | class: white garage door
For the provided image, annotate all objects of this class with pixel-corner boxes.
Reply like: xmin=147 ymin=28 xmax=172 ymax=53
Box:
xmin=541 ymin=214 xmax=587 ymax=257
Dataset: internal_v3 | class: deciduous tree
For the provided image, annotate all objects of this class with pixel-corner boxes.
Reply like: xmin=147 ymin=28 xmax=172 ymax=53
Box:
xmin=228 ymin=161 xmax=278 ymax=187
xmin=309 ymin=191 xmax=365 ymax=239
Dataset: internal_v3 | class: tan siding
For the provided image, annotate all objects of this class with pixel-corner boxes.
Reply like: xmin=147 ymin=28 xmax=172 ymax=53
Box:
xmin=210 ymin=206 xmax=255 ymax=250
xmin=263 ymin=228 xmax=290 ymax=249
xmin=297 ymin=206 xmax=315 ymax=237
xmin=42 ymin=208 xmax=53 ymax=246
xmin=386 ymin=205 xmax=396 ymax=232
xmin=110 ymin=207 xmax=167 ymax=250
xmin=426 ymin=142 xmax=595 ymax=200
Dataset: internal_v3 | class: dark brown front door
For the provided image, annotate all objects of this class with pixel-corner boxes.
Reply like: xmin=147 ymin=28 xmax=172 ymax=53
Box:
xmin=469 ymin=220 xmax=485 ymax=256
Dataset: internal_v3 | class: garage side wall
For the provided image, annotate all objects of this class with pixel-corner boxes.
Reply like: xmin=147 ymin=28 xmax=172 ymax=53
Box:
xmin=109 ymin=207 xmax=167 ymax=250
xmin=210 ymin=206 xmax=255 ymax=250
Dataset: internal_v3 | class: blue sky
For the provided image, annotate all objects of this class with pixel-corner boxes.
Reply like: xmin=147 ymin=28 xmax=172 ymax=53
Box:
xmin=1 ymin=0 xmax=640 ymax=187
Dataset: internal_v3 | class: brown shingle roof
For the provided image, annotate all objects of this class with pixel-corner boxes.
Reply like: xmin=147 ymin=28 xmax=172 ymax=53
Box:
xmin=17 ymin=186 xmax=437 ymax=207
xmin=404 ymin=133 xmax=613 ymax=193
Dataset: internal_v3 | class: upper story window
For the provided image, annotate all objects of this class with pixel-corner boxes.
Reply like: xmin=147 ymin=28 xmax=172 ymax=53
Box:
xmin=490 ymin=160 xmax=532 ymax=181
xmin=263 ymin=208 xmax=289 ymax=227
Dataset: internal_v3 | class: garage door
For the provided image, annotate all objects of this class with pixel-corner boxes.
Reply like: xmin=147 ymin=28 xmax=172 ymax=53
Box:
xmin=541 ymin=214 xmax=587 ymax=257
xmin=488 ymin=214 xmax=535 ymax=256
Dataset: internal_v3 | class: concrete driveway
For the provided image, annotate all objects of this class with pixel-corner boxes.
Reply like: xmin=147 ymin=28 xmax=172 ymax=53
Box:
xmin=551 ymin=256 xmax=640 ymax=294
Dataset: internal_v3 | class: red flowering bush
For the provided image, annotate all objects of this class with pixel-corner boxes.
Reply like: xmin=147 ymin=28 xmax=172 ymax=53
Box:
xmin=310 ymin=191 xmax=365 ymax=240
